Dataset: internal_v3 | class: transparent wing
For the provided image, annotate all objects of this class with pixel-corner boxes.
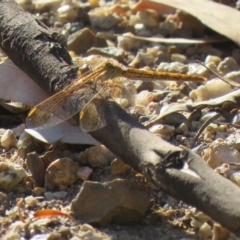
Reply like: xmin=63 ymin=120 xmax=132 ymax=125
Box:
xmin=79 ymin=77 xmax=137 ymax=133
xmin=80 ymin=99 xmax=107 ymax=132
xmin=26 ymin=88 xmax=89 ymax=129
xmin=26 ymin=67 xmax=107 ymax=130
xmin=79 ymin=87 xmax=109 ymax=132
xmin=78 ymin=65 xmax=128 ymax=133
xmin=76 ymin=55 xmax=109 ymax=74
xmin=105 ymin=77 xmax=137 ymax=107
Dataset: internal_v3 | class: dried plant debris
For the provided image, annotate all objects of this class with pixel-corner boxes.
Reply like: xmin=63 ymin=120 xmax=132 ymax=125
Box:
xmin=3 ymin=0 xmax=240 ymax=239
xmin=147 ymin=0 xmax=240 ymax=46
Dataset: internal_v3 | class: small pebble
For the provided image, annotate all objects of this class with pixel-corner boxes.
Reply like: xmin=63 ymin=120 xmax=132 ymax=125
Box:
xmin=198 ymin=222 xmax=212 ymax=239
xmin=133 ymin=105 xmax=146 ymax=115
xmin=25 ymin=196 xmax=38 ymax=207
xmin=80 ymin=224 xmax=96 ymax=232
xmin=190 ymin=218 xmax=202 ymax=229
xmin=16 ymin=131 xmax=32 ymax=149
xmin=1 ymin=130 xmax=17 ymax=150
xmin=111 ymin=158 xmax=131 ymax=175
xmin=170 ymin=54 xmax=187 ymax=64
xmin=225 ymin=70 xmax=240 ymax=83
xmin=129 ymin=9 xmax=159 ymax=28
xmin=217 ymin=57 xmax=240 ymax=75
xmin=44 ymin=191 xmax=54 ymax=201
xmin=117 ymin=33 xmax=141 ymax=51
xmin=59 ymin=226 xmax=71 ymax=238
xmin=175 ymin=123 xmax=188 ymax=133
xmin=44 ymin=158 xmax=80 ymax=190
xmin=89 ymin=9 xmax=120 ymax=30
xmin=77 ymin=166 xmax=93 ymax=181
xmin=149 ymin=124 xmax=175 ymax=140
xmin=189 ymin=78 xmax=231 ymax=102
xmin=204 ymin=55 xmax=221 ymax=65
xmin=33 ymin=187 xmax=46 ymax=196
xmin=0 ymin=162 xmax=27 ymax=191
xmin=52 ymin=191 xmax=68 ymax=199
xmin=135 ymin=91 xmax=154 ymax=106
xmin=57 ymin=4 xmax=79 ymax=23
xmin=168 ymin=46 xmax=183 ymax=54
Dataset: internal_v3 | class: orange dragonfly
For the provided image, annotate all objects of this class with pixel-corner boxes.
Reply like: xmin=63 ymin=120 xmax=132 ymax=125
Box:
xmin=26 ymin=56 xmax=206 ymax=132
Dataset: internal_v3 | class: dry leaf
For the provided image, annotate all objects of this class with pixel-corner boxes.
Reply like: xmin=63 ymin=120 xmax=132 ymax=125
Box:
xmin=25 ymin=122 xmax=99 ymax=145
xmin=115 ymin=34 xmax=227 ymax=44
xmin=132 ymin=0 xmax=175 ymax=14
xmin=33 ymin=209 xmax=75 ymax=221
xmin=0 ymin=59 xmax=48 ymax=106
xmin=146 ymin=0 xmax=240 ymax=46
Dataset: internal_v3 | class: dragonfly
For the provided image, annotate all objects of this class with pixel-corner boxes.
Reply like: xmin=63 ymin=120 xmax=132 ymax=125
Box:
xmin=26 ymin=56 xmax=206 ymax=132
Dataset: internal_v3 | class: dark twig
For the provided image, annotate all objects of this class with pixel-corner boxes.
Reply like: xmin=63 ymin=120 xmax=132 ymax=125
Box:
xmin=190 ymin=113 xmax=220 ymax=148
xmin=197 ymin=60 xmax=240 ymax=88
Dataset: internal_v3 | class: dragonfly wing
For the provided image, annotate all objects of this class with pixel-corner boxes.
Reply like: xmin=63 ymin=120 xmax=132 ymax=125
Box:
xmin=79 ymin=97 xmax=107 ymax=132
xmin=26 ymin=89 xmax=89 ymax=129
xmin=76 ymin=56 xmax=108 ymax=72
xmin=26 ymin=60 xmax=110 ymax=130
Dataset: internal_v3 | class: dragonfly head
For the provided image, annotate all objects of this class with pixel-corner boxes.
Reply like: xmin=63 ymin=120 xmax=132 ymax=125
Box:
xmin=103 ymin=59 xmax=124 ymax=79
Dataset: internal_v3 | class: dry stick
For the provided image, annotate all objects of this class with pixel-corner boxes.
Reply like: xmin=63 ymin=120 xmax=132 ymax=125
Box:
xmin=197 ymin=60 xmax=240 ymax=88
xmin=2 ymin=0 xmax=240 ymax=236
xmin=0 ymin=0 xmax=79 ymax=94
xmin=91 ymin=101 xmax=240 ymax=236
xmin=114 ymin=33 xmax=227 ymax=44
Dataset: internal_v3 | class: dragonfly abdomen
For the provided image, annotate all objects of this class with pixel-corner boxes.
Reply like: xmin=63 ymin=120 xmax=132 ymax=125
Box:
xmin=123 ymin=68 xmax=206 ymax=82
